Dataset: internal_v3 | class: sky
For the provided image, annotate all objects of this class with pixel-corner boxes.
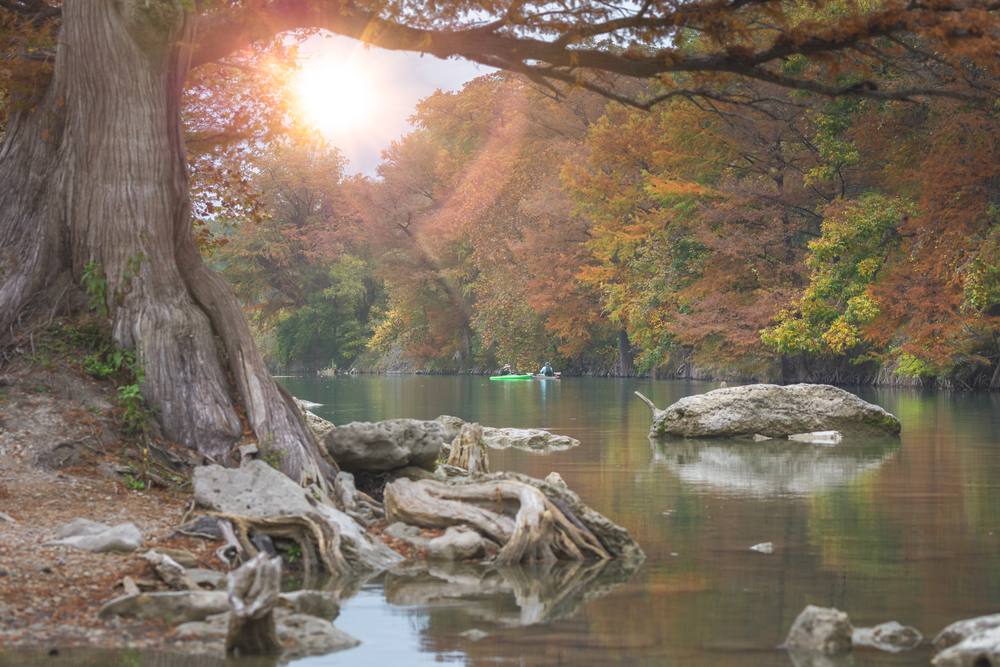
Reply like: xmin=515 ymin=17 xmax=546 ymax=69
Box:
xmin=295 ymin=34 xmax=495 ymax=176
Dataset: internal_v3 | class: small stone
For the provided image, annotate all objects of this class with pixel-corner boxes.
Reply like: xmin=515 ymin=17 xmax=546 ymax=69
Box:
xmin=544 ymin=472 xmax=568 ymax=488
xmin=459 ymin=628 xmax=489 ymax=641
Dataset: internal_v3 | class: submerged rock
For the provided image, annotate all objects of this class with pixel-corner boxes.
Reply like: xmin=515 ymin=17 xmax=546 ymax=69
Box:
xmin=852 ymin=621 xmax=922 ymax=652
xmin=435 ymin=416 xmax=580 ymax=453
xmin=172 ymin=607 xmax=360 ymax=658
xmin=640 ymin=384 xmax=901 ymax=439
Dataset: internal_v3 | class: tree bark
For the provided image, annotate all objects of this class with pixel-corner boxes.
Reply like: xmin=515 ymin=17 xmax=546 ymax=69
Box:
xmin=0 ymin=0 xmax=333 ymax=485
xmin=617 ymin=328 xmax=635 ymax=377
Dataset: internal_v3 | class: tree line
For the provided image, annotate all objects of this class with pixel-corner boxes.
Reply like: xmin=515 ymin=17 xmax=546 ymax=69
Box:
xmin=212 ymin=62 xmax=1000 ymax=388
xmin=5 ymin=0 xmax=1000 ymax=483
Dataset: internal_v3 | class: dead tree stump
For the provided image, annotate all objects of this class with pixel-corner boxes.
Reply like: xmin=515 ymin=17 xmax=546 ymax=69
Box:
xmin=226 ymin=552 xmax=283 ymax=656
xmin=446 ymin=423 xmax=489 ymax=474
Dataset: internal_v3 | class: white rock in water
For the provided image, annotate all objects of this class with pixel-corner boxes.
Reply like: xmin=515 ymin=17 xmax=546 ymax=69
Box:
xmin=648 ymin=383 xmax=900 ymax=438
xmin=788 ymin=431 xmax=843 ymax=444
xmin=785 ymin=605 xmax=853 ymax=655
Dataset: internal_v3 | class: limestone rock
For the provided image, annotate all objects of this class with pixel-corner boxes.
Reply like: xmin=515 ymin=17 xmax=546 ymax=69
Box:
xmin=172 ymin=608 xmax=360 ymax=658
xmin=293 ymin=397 xmax=335 ymax=436
xmin=278 ymin=590 xmax=341 ymax=620
xmin=935 ymin=614 xmax=1000 ymax=650
xmin=436 ymin=416 xmax=580 ymax=453
xmin=384 ymin=522 xmax=431 ymax=551
xmin=192 ymin=462 xmax=403 ymax=572
xmin=646 ymin=384 xmax=900 ymax=438
xmin=427 ymin=526 xmax=486 ymax=561
xmin=46 ymin=520 xmax=144 ymax=553
xmin=852 ymin=621 xmax=922 ymax=652
xmin=435 ymin=415 xmax=467 ymax=443
xmin=785 ymin=605 xmax=853 ymax=655
xmin=933 ymin=625 xmax=1000 ymax=667
xmin=481 ymin=427 xmax=579 ymax=452
xmin=321 ymin=419 xmax=445 ymax=472
xmin=544 ymin=472 xmax=568 ymax=488
xmin=187 ymin=568 xmax=227 ymax=590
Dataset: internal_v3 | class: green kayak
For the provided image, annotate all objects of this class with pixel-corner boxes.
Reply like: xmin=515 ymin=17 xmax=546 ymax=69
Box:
xmin=489 ymin=374 xmax=533 ymax=380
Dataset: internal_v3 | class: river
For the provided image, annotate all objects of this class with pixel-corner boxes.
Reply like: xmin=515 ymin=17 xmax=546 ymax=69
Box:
xmin=269 ymin=375 xmax=1000 ymax=667
xmin=14 ymin=376 xmax=1000 ymax=666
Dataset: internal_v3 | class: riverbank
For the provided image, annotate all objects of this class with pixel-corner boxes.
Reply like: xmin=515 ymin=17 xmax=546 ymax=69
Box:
xmin=0 ymin=350 xmax=222 ymax=655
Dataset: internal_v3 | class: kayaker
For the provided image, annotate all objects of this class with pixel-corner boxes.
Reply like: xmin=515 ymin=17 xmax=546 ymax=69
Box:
xmin=539 ymin=362 xmax=556 ymax=377
xmin=499 ymin=364 xmax=513 ymax=376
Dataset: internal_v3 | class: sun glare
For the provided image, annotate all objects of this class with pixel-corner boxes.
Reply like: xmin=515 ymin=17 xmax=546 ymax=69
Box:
xmin=296 ymin=62 xmax=377 ymax=133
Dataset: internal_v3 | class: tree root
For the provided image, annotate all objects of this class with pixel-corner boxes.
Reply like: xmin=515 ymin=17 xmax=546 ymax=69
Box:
xmin=206 ymin=511 xmax=353 ymax=577
xmin=384 ymin=476 xmax=616 ymax=566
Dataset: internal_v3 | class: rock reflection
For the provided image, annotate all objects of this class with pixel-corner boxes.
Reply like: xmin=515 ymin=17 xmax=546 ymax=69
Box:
xmin=787 ymin=648 xmax=856 ymax=667
xmin=650 ymin=437 xmax=899 ymax=497
xmin=384 ymin=557 xmax=641 ymax=626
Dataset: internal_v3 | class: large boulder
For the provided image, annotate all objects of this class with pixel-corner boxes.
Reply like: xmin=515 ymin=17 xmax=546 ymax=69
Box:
xmin=644 ymin=384 xmax=900 ymax=438
xmin=935 ymin=614 xmax=1000 ymax=650
xmin=320 ymin=419 xmax=445 ymax=472
xmin=933 ymin=625 xmax=1000 ymax=667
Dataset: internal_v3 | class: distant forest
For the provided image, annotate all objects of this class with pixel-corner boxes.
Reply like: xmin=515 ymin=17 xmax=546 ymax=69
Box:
xmin=192 ymin=57 xmax=1000 ymax=389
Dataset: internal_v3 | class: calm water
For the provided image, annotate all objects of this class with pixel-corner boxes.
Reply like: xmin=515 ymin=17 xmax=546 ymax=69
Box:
xmin=9 ymin=376 xmax=1000 ymax=666
xmin=273 ymin=376 xmax=1000 ymax=667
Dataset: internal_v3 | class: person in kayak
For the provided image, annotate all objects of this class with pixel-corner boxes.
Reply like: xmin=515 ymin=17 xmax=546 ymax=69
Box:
xmin=539 ymin=362 xmax=556 ymax=376
xmin=499 ymin=364 xmax=514 ymax=376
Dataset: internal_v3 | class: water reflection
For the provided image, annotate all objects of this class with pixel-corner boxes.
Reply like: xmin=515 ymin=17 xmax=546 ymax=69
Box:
xmin=384 ymin=558 xmax=642 ymax=627
xmin=650 ymin=437 xmax=900 ymax=497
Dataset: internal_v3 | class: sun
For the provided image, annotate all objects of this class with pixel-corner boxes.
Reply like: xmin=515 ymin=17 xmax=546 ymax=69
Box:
xmin=296 ymin=61 xmax=377 ymax=133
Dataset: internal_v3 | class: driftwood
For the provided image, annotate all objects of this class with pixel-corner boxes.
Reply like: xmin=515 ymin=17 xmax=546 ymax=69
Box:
xmin=226 ymin=552 xmax=283 ymax=656
xmin=445 ymin=423 xmax=489 ymax=474
xmin=384 ymin=473 xmax=643 ymax=566
xmin=142 ymin=550 xmax=197 ymax=591
xmin=207 ymin=512 xmax=353 ymax=577
xmin=634 ymin=391 xmax=666 ymax=421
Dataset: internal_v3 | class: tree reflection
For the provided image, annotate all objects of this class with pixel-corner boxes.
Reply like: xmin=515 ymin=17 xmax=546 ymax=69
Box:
xmin=384 ymin=557 xmax=642 ymax=626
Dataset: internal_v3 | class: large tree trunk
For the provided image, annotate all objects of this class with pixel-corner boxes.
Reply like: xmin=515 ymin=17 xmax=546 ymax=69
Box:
xmin=0 ymin=0 xmax=333 ymax=485
xmin=617 ymin=328 xmax=635 ymax=377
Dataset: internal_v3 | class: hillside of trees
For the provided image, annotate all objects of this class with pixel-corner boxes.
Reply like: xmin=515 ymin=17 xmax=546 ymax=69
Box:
xmin=198 ymin=52 xmax=1000 ymax=390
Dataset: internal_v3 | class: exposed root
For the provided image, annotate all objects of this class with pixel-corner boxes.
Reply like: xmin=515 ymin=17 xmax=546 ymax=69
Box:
xmin=384 ymin=477 xmax=612 ymax=565
xmin=206 ymin=511 xmax=354 ymax=577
